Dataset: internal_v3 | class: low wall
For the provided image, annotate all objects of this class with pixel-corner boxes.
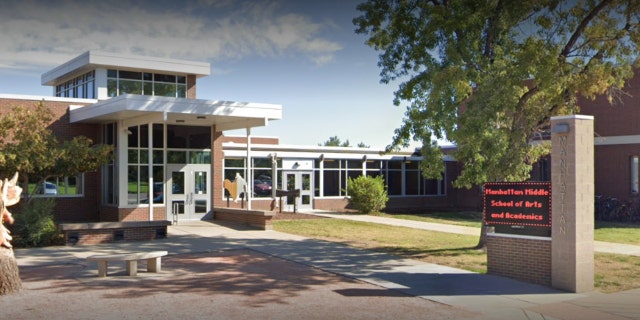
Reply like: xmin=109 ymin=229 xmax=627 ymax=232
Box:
xmin=486 ymin=233 xmax=552 ymax=286
xmin=213 ymin=207 xmax=275 ymax=230
xmin=59 ymin=221 xmax=171 ymax=245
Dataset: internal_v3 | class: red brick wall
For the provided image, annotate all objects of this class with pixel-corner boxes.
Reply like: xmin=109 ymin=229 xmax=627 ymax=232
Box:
xmin=593 ymin=144 xmax=636 ymax=200
xmin=62 ymin=226 xmax=167 ymax=245
xmin=220 ymin=198 xmax=277 ymax=211
xmin=214 ymin=208 xmax=273 ymax=230
xmin=187 ymin=75 xmax=196 ymax=99
xmin=574 ymin=71 xmax=640 ymax=201
xmin=100 ymin=206 xmax=120 ymax=222
xmin=222 ymin=135 xmax=280 ymax=145
xmin=487 ymin=234 xmax=551 ymax=286
xmin=117 ymin=207 xmax=167 ymax=222
xmin=212 ymin=128 xmax=224 ymax=209
xmin=314 ymin=198 xmax=351 ymax=211
xmin=578 ymin=71 xmax=640 ymax=137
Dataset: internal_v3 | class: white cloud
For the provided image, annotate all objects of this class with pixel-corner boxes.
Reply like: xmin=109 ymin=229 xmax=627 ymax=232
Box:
xmin=0 ymin=0 xmax=343 ymax=74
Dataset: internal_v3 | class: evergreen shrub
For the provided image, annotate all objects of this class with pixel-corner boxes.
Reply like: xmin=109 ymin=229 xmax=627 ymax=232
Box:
xmin=9 ymin=198 xmax=60 ymax=247
xmin=346 ymin=175 xmax=388 ymax=214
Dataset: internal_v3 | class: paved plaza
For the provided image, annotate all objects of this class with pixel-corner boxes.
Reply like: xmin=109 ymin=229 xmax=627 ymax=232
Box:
xmin=3 ymin=217 xmax=640 ymax=319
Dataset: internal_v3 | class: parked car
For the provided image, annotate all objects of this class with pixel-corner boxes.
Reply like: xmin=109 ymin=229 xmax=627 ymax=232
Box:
xmin=254 ymin=179 xmax=272 ymax=196
xmin=34 ymin=182 xmax=58 ymax=195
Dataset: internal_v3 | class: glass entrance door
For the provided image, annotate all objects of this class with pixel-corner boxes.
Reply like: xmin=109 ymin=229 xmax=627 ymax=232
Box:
xmin=167 ymin=164 xmax=210 ymax=221
xmin=283 ymin=171 xmax=312 ymax=211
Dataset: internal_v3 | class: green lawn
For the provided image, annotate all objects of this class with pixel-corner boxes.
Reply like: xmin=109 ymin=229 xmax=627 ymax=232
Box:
xmin=378 ymin=211 xmax=640 ymax=245
xmin=273 ymin=214 xmax=640 ymax=293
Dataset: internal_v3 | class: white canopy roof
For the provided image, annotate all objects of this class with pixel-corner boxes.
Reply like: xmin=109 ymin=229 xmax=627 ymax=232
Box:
xmin=69 ymin=94 xmax=282 ymax=131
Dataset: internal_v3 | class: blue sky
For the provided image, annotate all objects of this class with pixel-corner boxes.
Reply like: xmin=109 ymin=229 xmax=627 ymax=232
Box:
xmin=0 ymin=0 xmax=413 ymax=149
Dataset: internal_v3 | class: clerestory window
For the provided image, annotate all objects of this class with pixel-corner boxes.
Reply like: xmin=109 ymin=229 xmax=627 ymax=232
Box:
xmin=55 ymin=71 xmax=95 ymax=99
xmin=107 ymin=69 xmax=187 ymax=98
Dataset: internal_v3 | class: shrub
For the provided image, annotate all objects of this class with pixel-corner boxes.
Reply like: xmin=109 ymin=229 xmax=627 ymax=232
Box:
xmin=9 ymin=198 xmax=60 ymax=247
xmin=346 ymin=175 xmax=388 ymax=214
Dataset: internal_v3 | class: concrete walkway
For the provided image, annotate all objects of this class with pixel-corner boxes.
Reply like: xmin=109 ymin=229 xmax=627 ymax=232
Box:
xmin=11 ymin=219 xmax=640 ymax=319
xmin=309 ymin=211 xmax=640 ymax=256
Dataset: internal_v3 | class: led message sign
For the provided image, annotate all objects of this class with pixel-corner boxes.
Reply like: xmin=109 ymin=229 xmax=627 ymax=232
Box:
xmin=483 ymin=182 xmax=551 ymax=228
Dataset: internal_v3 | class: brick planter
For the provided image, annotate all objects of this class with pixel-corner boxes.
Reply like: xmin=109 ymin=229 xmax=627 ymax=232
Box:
xmin=59 ymin=221 xmax=171 ymax=245
xmin=213 ymin=207 xmax=275 ymax=230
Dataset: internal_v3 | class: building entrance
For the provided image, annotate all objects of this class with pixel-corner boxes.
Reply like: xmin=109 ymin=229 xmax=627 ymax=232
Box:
xmin=283 ymin=171 xmax=313 ymax=211
xmin=166 ymin=164 xmax=211 ymax=221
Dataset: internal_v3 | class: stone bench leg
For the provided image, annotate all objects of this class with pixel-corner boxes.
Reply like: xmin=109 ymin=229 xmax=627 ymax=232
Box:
xmin=97 ymin=261 xmax=108 ymax=277
xmin=147 ymin=257 xmax=161 ymax=273
xmin=126 ymin=260 xmax=138 ymax=276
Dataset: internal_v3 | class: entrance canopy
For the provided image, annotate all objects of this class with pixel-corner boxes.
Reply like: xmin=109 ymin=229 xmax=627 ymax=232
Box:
xmin=69 ymin=94 xmax=282 ymax=131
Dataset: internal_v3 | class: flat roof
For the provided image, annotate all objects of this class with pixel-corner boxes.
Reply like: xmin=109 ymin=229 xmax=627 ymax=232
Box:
xmin=42 ymin=51 xmax=211 ymax=86
xmin=69 ymin=94 xmax=282 ymax=131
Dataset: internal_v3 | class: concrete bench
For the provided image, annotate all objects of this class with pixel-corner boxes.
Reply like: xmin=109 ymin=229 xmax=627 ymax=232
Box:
xmin=86 ymin=250 xmax=168 ymax=277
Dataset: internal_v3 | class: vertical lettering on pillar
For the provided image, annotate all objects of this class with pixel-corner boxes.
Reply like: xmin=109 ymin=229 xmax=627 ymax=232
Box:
xmin=558 ymin=135 xmax=568 ymax=236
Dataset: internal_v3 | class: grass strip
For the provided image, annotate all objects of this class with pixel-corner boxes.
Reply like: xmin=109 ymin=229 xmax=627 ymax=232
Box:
xmin=274 ymin=218 xmax=640 ymax=293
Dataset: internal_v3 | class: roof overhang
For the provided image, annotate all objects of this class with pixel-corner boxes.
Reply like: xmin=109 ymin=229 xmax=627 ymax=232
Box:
xmin=69 ymin=94 xmax=282 ymax=131
xmin=42 ymin=51 xmax=211 ymax=86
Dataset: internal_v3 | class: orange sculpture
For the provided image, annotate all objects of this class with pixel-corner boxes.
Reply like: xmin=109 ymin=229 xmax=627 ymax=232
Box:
xmin=223 ymin=173 xmax=247 ymax=202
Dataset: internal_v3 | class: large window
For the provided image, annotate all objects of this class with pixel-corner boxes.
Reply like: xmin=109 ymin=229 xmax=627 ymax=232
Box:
xmin=253 ymin=158 xmax=276 ymax=198
xmin=30 ymin=175 xmax=84 ymax=197
xmin=385 ymin=160 xmax=403 ymax=196
xmin=55 ymin=71 xmax=95 ymax=99
xmin=321 ymin=159 xmax=364 ymax=197
xmin=102 ymin=123 xmax=118 ymax=205
xmin=127 ymin=124 xmax=165 ymax=205
xmin=405 ymin=161 xmax=421 ymax=195
xmin=108 ymin=69 xmax=187 ymax=98
xmin=223 ymin=158 xmax=246 ymax=199
xmin=322 ymin=159 xmax=341 ymax=196
xmin=222 ymin=157 xmax=280 ymax=198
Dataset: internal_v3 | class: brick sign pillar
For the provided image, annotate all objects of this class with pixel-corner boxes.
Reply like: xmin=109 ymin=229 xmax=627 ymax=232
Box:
xmin=550 ymin=115 xmax=594 ymax=293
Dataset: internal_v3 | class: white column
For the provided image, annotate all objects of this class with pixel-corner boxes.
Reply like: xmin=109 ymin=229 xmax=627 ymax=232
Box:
xmin=631 ymin=156 xmax=639 ymax=194
xmin=271 ymin=153 xmax=278 ymax=207
xmin=118 ymin=121 xmax=128 ymax=207
xmin=148 ymin=122 xmax=154 ymax=221
xmin=246 ymin=127 xmax=252 ymax=210
xmin=319 ymin=156 xmax=324 ymax=197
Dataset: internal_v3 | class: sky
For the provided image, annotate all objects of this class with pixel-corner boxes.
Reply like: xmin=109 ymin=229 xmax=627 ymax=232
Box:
xmin=0 ymin=0 xmax=416 ymax=150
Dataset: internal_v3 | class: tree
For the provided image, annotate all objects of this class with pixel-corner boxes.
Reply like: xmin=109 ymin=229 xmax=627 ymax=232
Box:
xmin=0 ymin=102 xmax=113 ymax=294
xmin=0 ymin=101 xmax=113 ymax=196
xmin=320 ymin=136 xmax=370 ymax=148
xmin=355 ymin=0 xmax=640 ymax=247
xmin=320 ymin=136 xmax=351 ymax=147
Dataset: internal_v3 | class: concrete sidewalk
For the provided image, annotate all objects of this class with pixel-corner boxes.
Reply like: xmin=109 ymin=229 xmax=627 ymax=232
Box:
xmin=12 ymin=220 xmax=640 ymax=319
xmin=309 ymin=211 xmax=640 ymax=256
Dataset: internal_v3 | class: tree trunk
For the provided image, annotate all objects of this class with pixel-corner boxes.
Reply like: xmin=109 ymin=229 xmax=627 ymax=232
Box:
xmin=474 ymin=184 xmax=491 ymax=250
xmin=0 ymin=246 xmax=21 ymax=295
xmin=474 ymin=222 xmax=491 ymax=250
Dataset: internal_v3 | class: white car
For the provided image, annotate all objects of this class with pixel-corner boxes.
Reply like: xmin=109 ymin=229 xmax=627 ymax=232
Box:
xmin=34 ymin=182 xmax=58 ymax=195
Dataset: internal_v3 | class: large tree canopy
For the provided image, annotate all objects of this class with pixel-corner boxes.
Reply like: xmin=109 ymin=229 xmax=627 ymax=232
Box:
xmin=355 ymin=0 xmax=640 ymax=188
